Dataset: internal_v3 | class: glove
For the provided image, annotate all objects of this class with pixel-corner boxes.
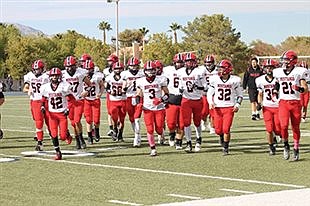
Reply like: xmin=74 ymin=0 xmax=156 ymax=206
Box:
xmin=256 ymin=103 xmax=262 ymax=111
xmin=41 ymin=106 xmax=46 ymax=114
xmin=292 ymin=85 xmax=305 ymax=93
xmin=63 ymin=109 xmax=69 ymax=116
xmin=153 ymin=98 xmax=162 ymax=106
xmin=271 ymin=91 xmax=278 ymax=102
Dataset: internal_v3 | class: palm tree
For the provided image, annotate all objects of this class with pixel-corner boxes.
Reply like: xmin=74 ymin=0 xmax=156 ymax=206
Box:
xmin=168 ymin=22 xmax=182 ymax=44
xmin=139 ymin=27 xmax=149 ymax=50
xmin=98 ymin=21 xmax=112 ymax=44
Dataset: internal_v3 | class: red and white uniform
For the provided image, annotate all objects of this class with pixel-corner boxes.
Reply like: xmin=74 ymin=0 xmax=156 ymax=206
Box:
xmin=24 ymin=72 xmax=50 ymax=140
xmin=178 ymin=67 xmax=205 ymax=128
xmin=122 ymin=70 xmax=144 ymax=122
xmin=136 ymin=76 xmax=167 ymax=139
xmin=105 ymin=73 xmax=127 ymax=126
xmin=207 ymin=75 xmax=243 ymax=135
xmin=199 ymin=65 xmax=218 ymax=120
xmin=62 ymin=68 xmax=87 ymax=126
xmin=41 ymin=81 xmax=72 ymax=140
xmin=273 ymin=66 xmax=307 ymax=141
xmin=103 ymin=66 xmax=114 ymax=115
xmin=162 ymin=65 xmax=183 ymax=131
xmin=83 ymin=72 xmax=104 ymax=125
xmin=256 ymin=75 xmax=281 ymax=135
xmin=300 ymin=69 xmax=310 ymax=110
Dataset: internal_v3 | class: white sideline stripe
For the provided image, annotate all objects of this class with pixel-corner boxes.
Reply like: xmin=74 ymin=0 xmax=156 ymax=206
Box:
xmin=109 ymin=200 xmax=142 ymax=206
xmin=156 ymin=188 xmax=310 ymax=206
xmin=220 ymin=188 xmax=255 ymax=194
xmin=25 ymin=156 xmax=305 ymax=188
xmin=167 ymin=194 xmax=201 ymax=200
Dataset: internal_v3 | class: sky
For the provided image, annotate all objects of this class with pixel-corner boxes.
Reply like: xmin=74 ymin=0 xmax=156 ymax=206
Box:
xmin=0 ymin=0 xmax=310 ymax=46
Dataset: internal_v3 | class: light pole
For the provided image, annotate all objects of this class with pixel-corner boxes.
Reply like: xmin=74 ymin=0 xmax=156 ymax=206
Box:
xmin=107 ymin=0 xmax=119 ymax=57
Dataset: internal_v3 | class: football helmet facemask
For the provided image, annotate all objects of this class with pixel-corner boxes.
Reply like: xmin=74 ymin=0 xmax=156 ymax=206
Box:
xmin=49 ymin=67 xmax=62 ymax=84
xmin=113 ymin=62 xmax=124 ymax=75
xmin=144 ymin=61 xmax=157 ymax=79
xmin=280 ymin=50 xmax=298 ymax=69
xmin=204 ymin=55 xmax=215 ymax=71
xmin=217 ymin=59 xmax=233 ymax=77
xmin=127 ymin=57 xmax=140 ymax=75
xmin=32 ymin=60 xmax=45 ymax=76
xmin=64 ymin=56 xmax=77 ymax=76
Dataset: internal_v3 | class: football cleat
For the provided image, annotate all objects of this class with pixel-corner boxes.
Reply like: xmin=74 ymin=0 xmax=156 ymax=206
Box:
xmin=111 ymin=128 xmax=118 ymax=141
xmin=80 ymin=136 xmax=86 ymax=149
xmin=169 ymin=139 xmax=175 ymax=147
xmin=251 ymin=114 xmax=257 ymax=121
xmin=88 ymin=136 xmax=93 ymax=145
xmin=0 ymin=129 xmax=3 ymax=139
xmin=184 ymin=141 xmax=192 ymax=153
xmin=194 ymin=143 xmax=201 ymax=152
xmin=223 ymin=148 xmax=229 ymax=156
xmin=283 ymin=145 xmax=290 ymax=160
xmin=133 ymin=135 xmax=141 ymax=147
xmin=75 ymin=137 xmax=81 ymax=150
xmin=293 ymin=149 xmax=299 ymax=161
xmin=150 ymin=149 xmax=157 ymax=156
xmin=301 ymin=118 xmax=306 ymax=123
xmin=269 ymin=146 xmax=276 ymax=156
xmin=65 ymin=134 xmax=73 ymax=145
xmin=256 ymin=113 xmax=260 ymax=120
xmin=35 ymin=144 xmax=43 ymax=152
xmin=54 ymin=151 xmax=62 ymax=160
xmin=107 ymin=129 xmax=114 ymax=136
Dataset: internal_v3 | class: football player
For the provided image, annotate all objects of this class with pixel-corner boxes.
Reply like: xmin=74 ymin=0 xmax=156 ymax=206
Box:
xmin=256 ymin=59 xmax=281 ymax=155
xmin=199 ymin=55 xmax=217 ymax=134
xmin=62 ymin=56 xmax=92 ymax=149
xmin=105 ymin=62 xmax=127 ymax=142
xmin=122 ymin=57 xmax=144 ymax=147
xmin=299 ymin=61 xmax=309 ymax=122
xmin=273 ymin=50 xmax=308 ymax=161
xmin=103 ymin=54 xmax=119 ymax=137
xmin=207 ymin=59 xmax=243 ymax=155
xmin=178 ymin=52 xmax=206 ymax=152
xmin=41 ymin=67 xmax=73 ymax=160
xmin=83 ymin=60 xmax=105 ymax=144
xmin=0 ymin=80 xmax=4 ymax=139
xmin=135 ymin=61 xmax=169 ymax=156
xmin=162 ymin=53 xmax=185 ymax=148
xmin=23 ymin=60 xmax=50 ymax=151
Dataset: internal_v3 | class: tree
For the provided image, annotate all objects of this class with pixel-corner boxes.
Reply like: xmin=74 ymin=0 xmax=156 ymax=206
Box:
xmin=98 ymin=21 xmax=112 ymax=45
xmin=139 ymin=27 xmax=149 ymax=50
xmin=142 ymin=33 xmax=178 ymax=65
xmin=168 ymin=22 xmax=182 ymax=44
xmin=279 ymin=36 xmax=310 ymax=56
xmin=182 ymin=14 xmax=249 ymax=73
xmin=249 ymin=40 xmax=279 ymax=56
xmin=118 ymin=29 xmax=143 ymax=47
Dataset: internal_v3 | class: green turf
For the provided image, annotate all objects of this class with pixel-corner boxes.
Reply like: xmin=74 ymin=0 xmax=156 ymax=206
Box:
xmin=0 ymin=94 xmax=309 ymax=206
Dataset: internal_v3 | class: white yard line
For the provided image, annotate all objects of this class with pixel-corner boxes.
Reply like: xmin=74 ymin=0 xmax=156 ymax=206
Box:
xmin=167 ymin=194 xmax=202 ymax=200
xmin=24 ymin=156 xmax=305 ymax=188
xmin=220 ymin=188 xmax=255 ymax=194
xmin=108 ymin=200 xmax=142 ymax=206
xmin=156 ymin=188 xmax=310 ymax=206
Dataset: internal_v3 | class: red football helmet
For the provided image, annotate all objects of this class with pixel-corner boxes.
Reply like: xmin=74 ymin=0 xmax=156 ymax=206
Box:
xmin=107 ymin=54 xmax=118 ymax=64
xmin=84 ymin=60 xmax=95 ymax=73
xmin=112 ymin=62 xmax=124 ymax=74
xmin=217 ymin=59 xmax=233 ymax=77
xmin=185 ymin=52 xmax=197 ymax=70
xmin=79 ymin=53 xmax=92 ymax=62
xmin=127 ymin=57 xmax=140 ymax=66
xmin=280 ymin=50 xmax=298 ymax=68
xmin=204 ymin=55 xmax=215 ymax=71
xmin=144 ymin=61 xmax=157 ymax=78
xmin=49 ymin=67 xmax=62 ymax=83
xmin=299 ymin=61 xmax=308 ymax=69
xmin=154 ymin=60 xmax=163 ymax=75
xmin=173 ymin=53 xmax=185 ymax=69
xmin=32 ymin=60 xmax=44 ymax=76
xmin=64 ymin=56 xmax=77 ymax=75
xmin=262 ymin=59 xmax=278 ymax=75
xmin=173 ymin=53 xmax=185 ymax=63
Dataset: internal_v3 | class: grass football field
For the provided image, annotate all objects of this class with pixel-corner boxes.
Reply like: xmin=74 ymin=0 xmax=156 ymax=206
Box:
xmin=0 ymin=93 xmax=309 ymax=206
